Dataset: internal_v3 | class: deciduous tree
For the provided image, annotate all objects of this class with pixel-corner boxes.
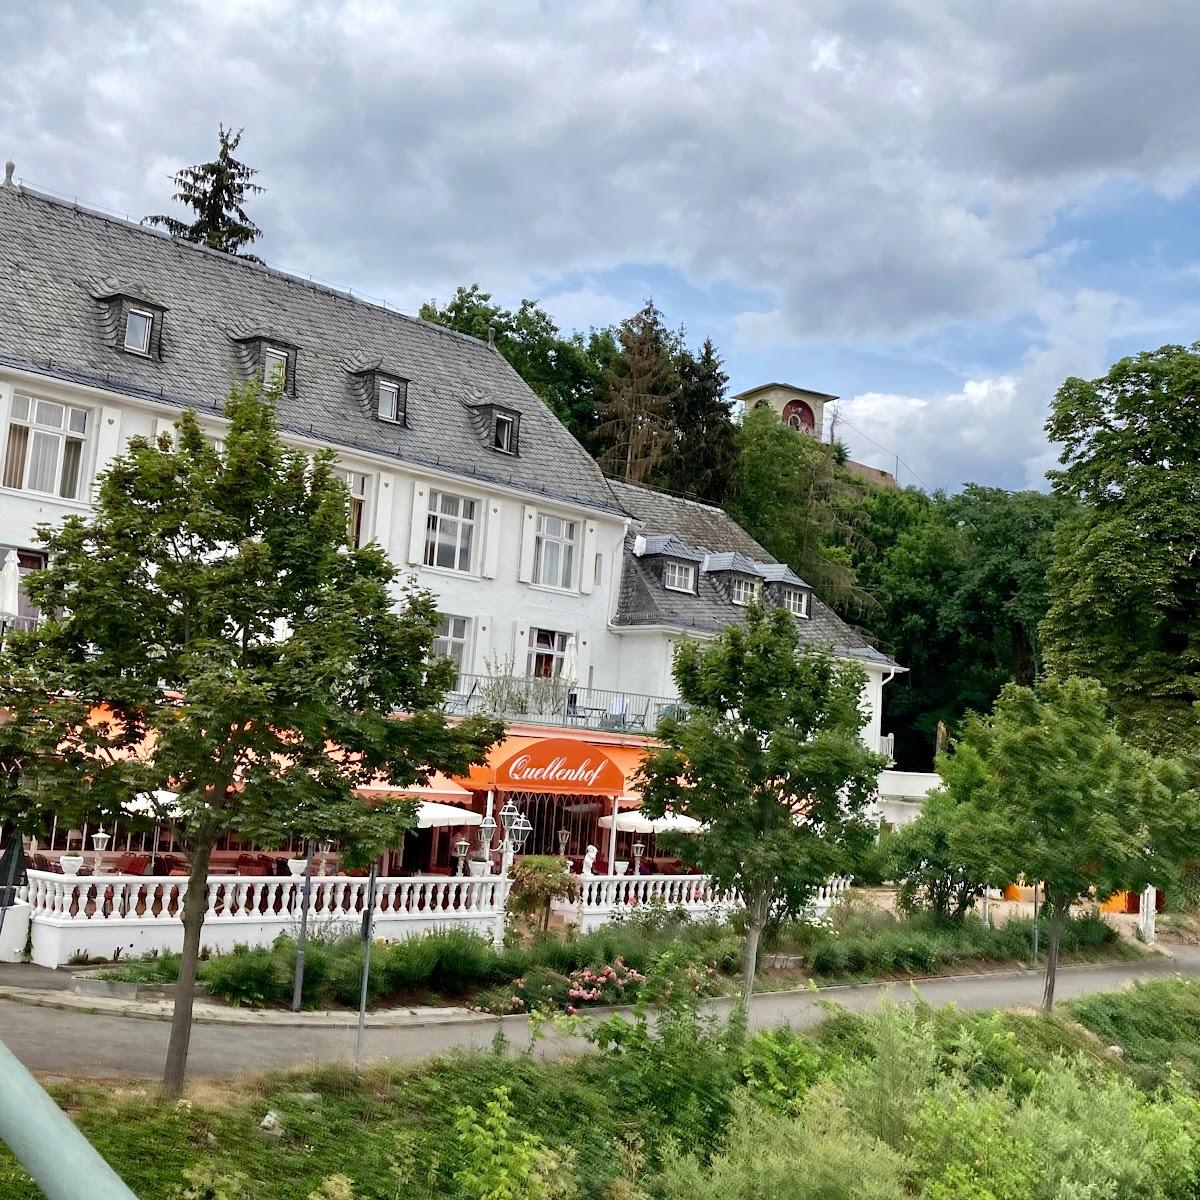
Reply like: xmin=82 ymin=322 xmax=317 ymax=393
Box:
xmin=636 ymin=606 xmax=885 ymax=1005
xmin=941 ymin=676 xmax=1185 ymax=1011
xmin=0 ymin=385 xmax=501 ymax=1092
xmin=1043 ymin=343 xmax=1200 ymax=755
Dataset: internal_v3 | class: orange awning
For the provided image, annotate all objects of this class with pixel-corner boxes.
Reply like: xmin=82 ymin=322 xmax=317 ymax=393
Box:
xmin=455 ymin=734 xmax=648 ymax=801
xmin=356 ymin=771 xmax=475 ymax=807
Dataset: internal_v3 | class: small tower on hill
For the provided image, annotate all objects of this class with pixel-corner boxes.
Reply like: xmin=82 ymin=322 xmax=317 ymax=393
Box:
xmin=731 ymin=382 xmax=837 ymax=441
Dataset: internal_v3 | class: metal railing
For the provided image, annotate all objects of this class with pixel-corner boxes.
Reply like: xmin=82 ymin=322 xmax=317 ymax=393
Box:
xmin=444 ymin=673 xmax=686 ymax=733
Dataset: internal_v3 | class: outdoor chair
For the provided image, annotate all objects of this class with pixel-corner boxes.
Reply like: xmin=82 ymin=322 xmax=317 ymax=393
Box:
xmin=113 ymin=853 xmax=151 ymax=876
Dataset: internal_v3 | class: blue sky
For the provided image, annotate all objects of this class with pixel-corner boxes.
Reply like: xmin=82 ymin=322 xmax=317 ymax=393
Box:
xmin=4 ymin=1 xmax=1199 ymax=492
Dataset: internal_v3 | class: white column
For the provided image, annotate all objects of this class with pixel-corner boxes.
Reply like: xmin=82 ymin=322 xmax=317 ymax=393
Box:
xmin=606 ymin=794 xmax=618 ymax=868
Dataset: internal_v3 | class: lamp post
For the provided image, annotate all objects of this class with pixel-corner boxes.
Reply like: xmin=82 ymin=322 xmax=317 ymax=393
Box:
xmin=499 ymin=805 xmax=532 ymax=878
xmin=90 ymin=828 xmax=110 ymax=876
xmin=632 ymin=842 xmax=645 ymax=875
xmin=557 ymin=828 xmax=570 ymax=858
xmin=453 ymin=837 xmax=470 ymax=876
xmin=477 ymin=815 xmax=496 ymax=875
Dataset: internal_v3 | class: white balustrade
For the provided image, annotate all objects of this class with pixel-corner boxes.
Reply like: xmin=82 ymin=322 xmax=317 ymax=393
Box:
xmin=20 ymin=867 xmax=855 ymax=966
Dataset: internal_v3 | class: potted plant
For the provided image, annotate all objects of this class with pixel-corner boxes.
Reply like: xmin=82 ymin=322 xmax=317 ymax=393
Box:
xmin=59 ymin=854 xmax=84 ymax=876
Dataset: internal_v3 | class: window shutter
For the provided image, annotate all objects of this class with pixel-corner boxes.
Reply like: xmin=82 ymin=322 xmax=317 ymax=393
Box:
xmin=407 ymin=480 xmax=428 ymax=565
xmin=517 ymin=504 xmax=537 ymax=583
xmin=93 ymin=406 xmax=123 ymax=481
xmin=373 ymin=473 xmax=396 ymax=555
xmin=482 ymin=501 xmax=502 ymax=579
xmin=153 ymin=416 xmax=175 ymax=448
xmin=579 ymin=521 xmax=598 ymax=594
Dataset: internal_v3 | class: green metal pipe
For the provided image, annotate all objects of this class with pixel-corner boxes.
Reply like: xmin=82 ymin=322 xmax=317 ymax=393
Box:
xmin=0 ymin=1037 xmax=138 ymax=1199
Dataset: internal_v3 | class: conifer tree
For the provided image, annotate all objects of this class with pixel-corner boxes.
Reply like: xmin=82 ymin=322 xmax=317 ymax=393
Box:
xmin=594 ymin=301 xmax=678 ymax=484
xmin=653 ymin=338 xmax=737 ymax=504
xmin=145 ymin=125 xmax=264 ymax=257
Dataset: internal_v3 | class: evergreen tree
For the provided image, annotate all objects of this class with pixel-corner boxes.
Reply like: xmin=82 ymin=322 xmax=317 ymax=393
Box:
xmin=144 ymin=125 xmax=264 ymax=257
xmin=653 ymin=338 xmax=738 ymax=504
xmin=594 ymin=301 xmax=678 ymax=484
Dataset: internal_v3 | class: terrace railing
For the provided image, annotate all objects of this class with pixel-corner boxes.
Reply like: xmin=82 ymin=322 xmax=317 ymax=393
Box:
xmin=444 ymin=672 xmax=686 ymax=733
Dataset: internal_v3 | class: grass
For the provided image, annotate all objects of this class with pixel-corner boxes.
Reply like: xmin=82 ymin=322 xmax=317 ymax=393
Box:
xmin=4 ymin=979 xmax=1199 ymax=1200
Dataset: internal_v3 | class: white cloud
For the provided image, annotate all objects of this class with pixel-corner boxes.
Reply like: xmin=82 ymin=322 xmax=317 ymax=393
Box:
xmin=837 ymin=290 xmax=1119 ymax=491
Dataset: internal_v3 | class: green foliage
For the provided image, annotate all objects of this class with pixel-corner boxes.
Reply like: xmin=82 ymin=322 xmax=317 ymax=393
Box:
xmin=740 ymin=1027 xmax=826 ymax=1112
xmin=885 ymin=788 xmax=987 ymax=918
xmin=652 ymin=338 xmax=737 ymax=505
xmin=850 ymin=483 xmax=1072 ymax=769
xmin=144 ymin=124 xmax=264 ymax=257
xmin=0 ymin=385 xmax=503 ymax=1088
xmin=638 ymin=604 xmax=885 ymax=999
xmin=652 ymin=1089 xmax=906 ymax=1200
xmin=1044 ymin=343 xmax=1200 ymax=756
xmin=508 ymin=856 xmax=580 ymax=932
xmin=727 ymin=404 xmax=869 ymax=610
xmin=451 ymin=1086 xmax=576 ymax=1200
xmin=419 ymin=284 xmax=612 ymax=446
xmin=941 ymin=675 xmax=1189 ymax=1008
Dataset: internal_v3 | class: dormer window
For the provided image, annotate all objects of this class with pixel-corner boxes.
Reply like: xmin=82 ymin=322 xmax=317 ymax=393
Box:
xmin=376 ymin=377 xmax=408 ymax=425
xmin=783 ymin=588 xmax=810 ymax=618
xmin=494 ymin=411 xmax=516 ymax=453
xmin=730 ymin=576 xmax=760 ymax=606
xmin=663 ymin=561 xmax=695 ymax=593
xmin=263 ymin=346 xmax=289 ymax=391
xmin=124 ymin=309 xmax=154 ymax=355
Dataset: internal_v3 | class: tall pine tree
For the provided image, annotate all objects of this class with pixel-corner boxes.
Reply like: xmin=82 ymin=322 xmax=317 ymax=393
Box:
xmin=652 ymin=338 xmax=737 ymax=504
xmin=144 ymin=125 xmax=264 ymax=258
xmin=594 ymin=301 xmax=678 ymax=483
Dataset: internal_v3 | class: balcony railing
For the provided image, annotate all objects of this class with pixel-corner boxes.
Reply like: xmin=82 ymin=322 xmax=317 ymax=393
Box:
xmin=444 ymin=672 xmax=685 ymax=733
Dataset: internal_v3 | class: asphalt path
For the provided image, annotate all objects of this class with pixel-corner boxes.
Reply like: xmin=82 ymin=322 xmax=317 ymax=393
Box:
xmin=3 ymin=949 xmax=1197 ymax=1080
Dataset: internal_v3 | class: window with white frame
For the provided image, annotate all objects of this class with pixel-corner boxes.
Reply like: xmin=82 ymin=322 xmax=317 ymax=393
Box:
xmin=376 ymin=377 xmax=406 ymax=425
xmin=532 ymin=512 xmax=577 ymax=589
xmin=336 ymin=468 xmax=371 ymax=548
xmin=124 ymin=309 xmax=153 ymax=355
xmin=424 ymin=489 xmax=476 ymax=572
xmin=2 ymin=394 xmax=90 ymax=500
xmin=263 ymin=346 xmax=289 ymax=390
xmin=432 ymin=615 xmax=471 ymax=680
xmin=494 ymin=411 xmax=515 ymax=453
xmin=662 ymin=560 xmax=695 ymax=592
xmin=783 ymin=588 xmax=810 ymax=618
xmin=730 ymin=575 xmax=759 ymax=606
xmin=527 ymin=626 xmax=570 ymax=678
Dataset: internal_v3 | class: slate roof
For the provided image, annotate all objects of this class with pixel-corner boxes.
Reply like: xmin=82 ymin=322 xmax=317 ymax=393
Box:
xmin=609 ymin=479 xmax=899 ymax=670
xmin=702 ymin=550 xmax=765 ymax=577
xmin=635 ymin=534 xmax=706 ymax=563
xmin=0 ymin=184 xmax=622 ymax=515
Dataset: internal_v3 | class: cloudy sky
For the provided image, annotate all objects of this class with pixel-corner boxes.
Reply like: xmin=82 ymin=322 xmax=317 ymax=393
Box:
xmin=4 ymin=1 xmax=1199 ymax=491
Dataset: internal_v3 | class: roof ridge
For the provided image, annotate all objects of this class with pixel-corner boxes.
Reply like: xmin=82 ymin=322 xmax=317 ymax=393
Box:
xmin=606 ymin=475 xmax=731 ymax=517
xmin=3 ymin=184 xmax=498 ymax=358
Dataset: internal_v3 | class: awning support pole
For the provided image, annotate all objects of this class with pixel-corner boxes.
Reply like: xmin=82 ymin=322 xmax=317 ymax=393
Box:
xmin=607 ymin=793 xmax=619 ymax=870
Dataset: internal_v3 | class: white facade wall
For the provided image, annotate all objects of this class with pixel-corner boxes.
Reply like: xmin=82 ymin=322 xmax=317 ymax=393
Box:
xmin=0 ymin=364 xmax=891 ymax=741
xmin=0 ymin=366 xmax=630 ymax=692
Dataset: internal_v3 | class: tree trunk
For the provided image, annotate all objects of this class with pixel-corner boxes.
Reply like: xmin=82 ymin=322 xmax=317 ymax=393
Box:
xmin=1040 ymin=899 xmax=1065 ymax=1015
xmin=739 ymin=893 xmax=770 ymax=1010
xmin=162 ymin=840 xmax=212 ymax=1096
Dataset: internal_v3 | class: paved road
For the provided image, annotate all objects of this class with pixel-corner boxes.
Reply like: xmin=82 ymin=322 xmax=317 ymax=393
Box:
xmin=3 ymin=950 xmax=1197 ymax=1080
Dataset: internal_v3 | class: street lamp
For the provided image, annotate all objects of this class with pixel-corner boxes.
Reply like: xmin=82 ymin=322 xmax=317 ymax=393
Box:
xmin=499 ymin=800 xmax=519 ymax=840
xmin=632 ymin=842 xmax=645 ymax=875
xmin=453 ymin=837 xmax=470 ymax=876
xmin=499 ymin=805 xmax=532 ymax=877
xmin=557 ymin=827 xmax=570 ymax=857
xmin=91 ymin=827 xmax=111 ymax=875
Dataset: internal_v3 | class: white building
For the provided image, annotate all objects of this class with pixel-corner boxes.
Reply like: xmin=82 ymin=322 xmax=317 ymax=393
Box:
xmin=0 ymin=174 xmax=903 ymax=760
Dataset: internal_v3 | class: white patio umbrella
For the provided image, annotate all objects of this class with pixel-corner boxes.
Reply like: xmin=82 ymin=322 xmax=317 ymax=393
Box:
xmin=123 ymin=790 xmax=183 ymax=872
xmin=561 ymin=635 xmax=578 ymax=688
xmin=597 ymin=810 xmax=703 ymax=835
xmin=415 ymin=801 xmax=483 ymax=829
xmin=0 ymin=550 xmax=21 ymax=619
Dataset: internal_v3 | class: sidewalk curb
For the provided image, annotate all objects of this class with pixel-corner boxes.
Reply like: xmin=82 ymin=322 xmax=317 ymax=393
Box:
xmin=0 ymin=950 xmax=1185 ymax=1028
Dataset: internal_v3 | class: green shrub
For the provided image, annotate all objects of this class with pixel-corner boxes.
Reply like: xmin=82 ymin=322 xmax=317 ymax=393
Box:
xmin=429 ymin=930 xmax=497 ymax=994
xmin=383 ymin=935 xmax=441 ymax=991
xmin=200 ymin=943 xmax=290 ymax=1007
xmin=808 ymin=942 xmax=847 ymax=976
xmin=327 ymin=942 xmax=388 ymax=1007
xmin=741 ymin=1027 xmax=825 ymax=1111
